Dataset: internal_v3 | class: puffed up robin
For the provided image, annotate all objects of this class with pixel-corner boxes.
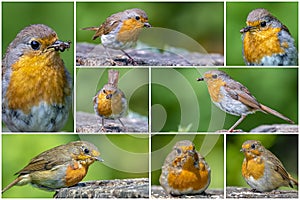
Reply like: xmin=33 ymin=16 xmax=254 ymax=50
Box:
xmin=197 ymin=70 xmax=294 ymax=132
xmin=2 ymin=24 xmax=72 ymax=132
xmin=159 ymin=140 xmax=211 ymax=196
xmin=82 ymin=8 xmax=151 ymax=65
xmin=93 ymin=69 xmax=128 ymax=132
xmin=241 ymin=140 xmax=298 ymax=192
xmin=240 ymin=8 xmax=297 ymax=66
xmin=2 ymin=140 xmax=103 ymax=193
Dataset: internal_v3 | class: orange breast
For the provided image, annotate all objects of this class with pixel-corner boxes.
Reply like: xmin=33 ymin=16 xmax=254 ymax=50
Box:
xmin=206 ymin=79 xmax=225 ymax=102
xmin=117 ymin=18 xmax=143 ymax=43
xmin=65 ymin=162 xmax=88 ymax=187
xmin=242 ymin=157 xmax=265 ymax=180
xmin=5 ymin=52 xmax=70 ymax=114
xmin=243 ymin=27 xmax=284 ymax=64
xmin=96 ymin=92 xmax=112 ymax=117
xmin=168 ymin=157 xmax=209 ymax=191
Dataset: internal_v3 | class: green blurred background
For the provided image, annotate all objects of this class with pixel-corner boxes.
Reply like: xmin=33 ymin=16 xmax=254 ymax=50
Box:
xmin=2 ymin=134 xmax=148 ymax=198
xmin=76 ymin=68 xmax=148 ymax=118
xmin=151 ymin=134 xmax=224 ymax=189
xmin=151 ymin=68 xmax=298 ymax=132
xmin=2 ymin=2 xmax=74 ymax=131
xmin=76 ymin=2 xmax=224 ymax=54
xmin=227 ymin=134 xmax=298 ymax=189
xmin=227 ymin=2 xmax=298 ymax=65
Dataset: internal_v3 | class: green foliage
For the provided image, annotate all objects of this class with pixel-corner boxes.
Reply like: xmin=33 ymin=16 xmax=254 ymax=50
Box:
xmin=227 ymin=2 xmax=298 ymax=65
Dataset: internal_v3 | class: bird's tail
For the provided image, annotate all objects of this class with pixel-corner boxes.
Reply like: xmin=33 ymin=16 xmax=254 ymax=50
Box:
xmin=81 ymin=27 xmax=99 ymax=31
xmin=2 ymin=177 xmax=22 ymax=193
xmin=260 ymin=104 xmax=294 ymax=124
xmin=289 ymin=174 xmax=298 ymax=188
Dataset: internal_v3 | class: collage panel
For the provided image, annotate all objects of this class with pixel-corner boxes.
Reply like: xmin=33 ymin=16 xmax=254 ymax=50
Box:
xmin=2 ymin=134 xmax=149 ymax=198
xmin=151 ymin=134 xmax=224 ymax=198
xmin=226 ymin=134 xmax=298 ymax=198
xmin=226 ymin=2 xmax=298 ymax=66
xmin=151 ymin=68 xmax=297 ymax=133
xmin=76 ymin=2 xmax=224 ymax=66
xmin=76 ymin=68 xmax=149 ymax=133
xmin=2 ymin=2 xmax=74 ymax=132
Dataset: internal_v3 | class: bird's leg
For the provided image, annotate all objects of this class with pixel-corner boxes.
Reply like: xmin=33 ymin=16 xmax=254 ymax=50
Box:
xmin=121 ymin=50 xmax=137 ymax=65
xmin=228 ymin=115 xmax=247 ymax=132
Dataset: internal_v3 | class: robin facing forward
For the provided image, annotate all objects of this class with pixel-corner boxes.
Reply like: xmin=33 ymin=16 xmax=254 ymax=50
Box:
xmin=240 ymin=8 xmax=297 ymax=66
xmin=197 ymin=70 xmax=294 ymax=132
xmin=82 ymin=8 xmax=151 ymax=64
xmin=2 ymin=140 xmax=103 ymax=193
xmin=93 ymin=69 xmax=128 ymax=132
xmin=2 ymin=24 xmax=72 ymax=132
xmin=159 ymin=140 xmax=211 ymax=196
xmin=241 ymin=140 xmax=298 ymax=192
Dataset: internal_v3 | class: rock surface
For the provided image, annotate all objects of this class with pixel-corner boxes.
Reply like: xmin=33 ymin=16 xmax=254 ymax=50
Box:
xmin=76 ymin=43 xmax=224 ymax=66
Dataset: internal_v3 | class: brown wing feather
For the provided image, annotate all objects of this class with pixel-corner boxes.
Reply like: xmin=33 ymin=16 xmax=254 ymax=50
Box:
xmin=15 ymin=146 xmax=71 ymax=175
xmin=224 ymin=79 xmax=262 ymax=110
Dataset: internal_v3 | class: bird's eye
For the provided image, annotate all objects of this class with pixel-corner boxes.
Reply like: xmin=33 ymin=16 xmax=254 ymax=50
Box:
xmin=260 ymin=21 xmax=267 ymax=27
xmin=102 ymin=89 xmax=106 ymax=94
xmin=82 ymin=146 xmax=90 ymax=154
xmin=30 ymin=40 xmax=40 ymax=50
xmin=212 ymin=74 xmax=218 ymax=79
xmin=135 ymin=16 xmax=140 ymax=20
xmin=176 ymin=148 xmax=182 ymax=154
xmin=251 ymin=144 xmax=256 ymax=149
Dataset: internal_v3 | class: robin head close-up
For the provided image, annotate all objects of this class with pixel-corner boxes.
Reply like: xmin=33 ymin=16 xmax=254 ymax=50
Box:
xmin=2 ymin=140 xmax=103 ymax=194
xmin=240 ymin=140 xmax=298 ymax=192
xmin=93 ymin=69 xmax=128 ymax=132
xmin=240 ymin=8 xmax=297 ymax=66
xmin=82 ymin=8 xmax=151 ymax=64
xmin=2 ymin=24 xmax=72 ymax=132
xmin=197 ymin=70 xmax=294 ymax=132
xmin=159 ymin=140 xmax=211 ymax=196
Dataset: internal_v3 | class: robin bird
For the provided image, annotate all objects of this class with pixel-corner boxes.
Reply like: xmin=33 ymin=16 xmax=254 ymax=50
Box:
xmin=2 ymin=24 xmax=72 ymax=132
xmin=240 ymin=8 xmax=297 ymax=66
xmin=241 ymin=140 xmax=298 ymax=192
xmin=159 ymin=140 xmax=211 ymax=196
xmin=197 ymin=70 xmax=294 ymax=132
xmin=2 ymin=140 xmax=103 ymax=193
xmin=93 ymin=69 xmax=128 ymax=132
xmin=82 ymin=8 xmax=151 ymax=65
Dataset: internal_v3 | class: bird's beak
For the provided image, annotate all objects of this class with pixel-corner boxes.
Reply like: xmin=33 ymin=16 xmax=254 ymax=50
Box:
xmin=240 ymin=148 xmax=245 ymax=153
xmin=95 ymin=156 xmax=104 ymax=162
xmin=197 ymin=77 xmax=204 ymax=81
xmin=240 ymin=26 xmax=252 ymax=33
xmin=48 ymin=40 xmax=71 ymax=52
xmin=144 ymin=22 xmax=151 ymax=28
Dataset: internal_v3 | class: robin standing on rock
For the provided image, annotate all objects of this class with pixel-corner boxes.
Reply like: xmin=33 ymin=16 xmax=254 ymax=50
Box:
xmin=197 ymin=70 xmax=294 ymax=132
xmin=240 ymin=8 xmax=297 ymax=66
xmin=159 ymin=140 xmax=211 ymax=196
xmin=2 ymin=141 xmax=103 ymax=193
xmin=93 ymin=69 xmax=128 ymax=132
xmin=241 ymin=140 xmax=298 ymax=192
xmin=2 ymin=24 xmax=72 ymax=132
xmin=82 ymin=8 xmax=151 ymax=65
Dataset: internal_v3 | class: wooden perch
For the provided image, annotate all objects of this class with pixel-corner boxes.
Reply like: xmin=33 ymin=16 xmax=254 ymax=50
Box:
xmin=76 ymin=111 xmax=148 ymax=133
xmin=76 ymin=43 xmax=224 ymax=66
xmin=226 ymin=187 xmax=298 ymax=198
xmin=151 ymin=185 xmax=224 ymax=199
xmin=54 ymin=178 xmax=149 ymax=198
